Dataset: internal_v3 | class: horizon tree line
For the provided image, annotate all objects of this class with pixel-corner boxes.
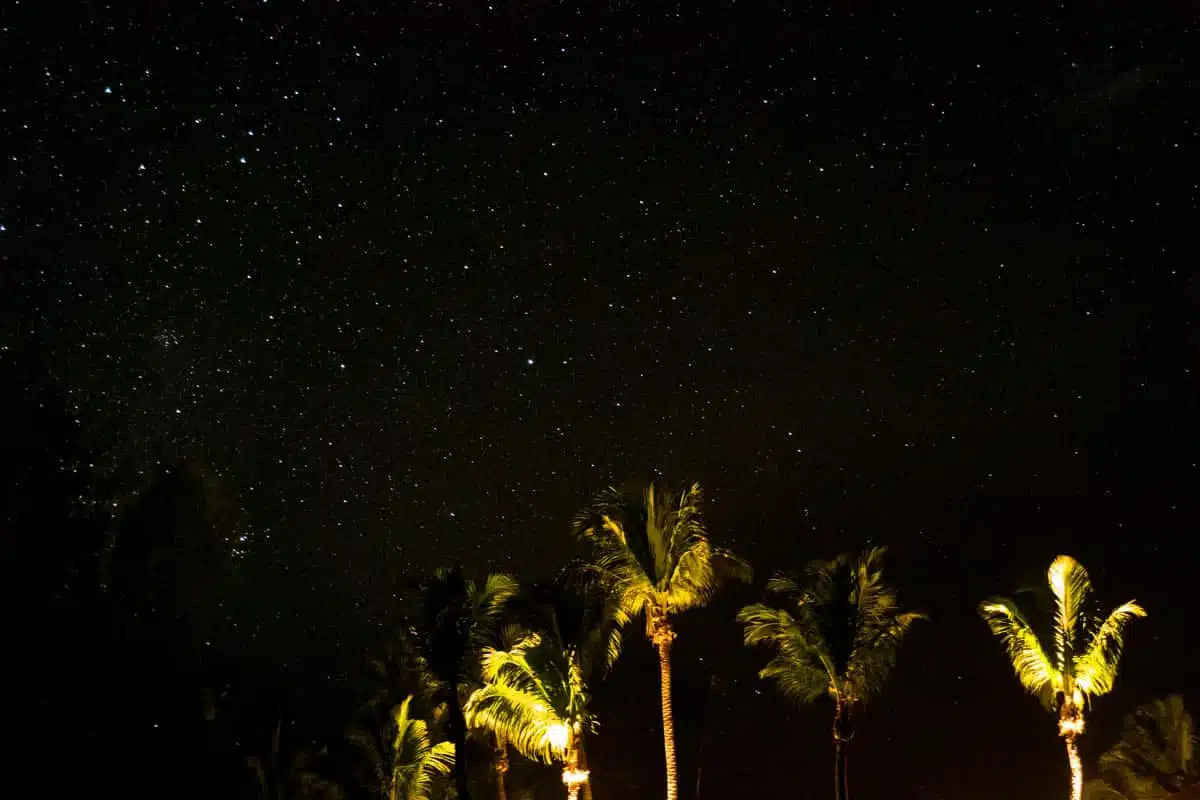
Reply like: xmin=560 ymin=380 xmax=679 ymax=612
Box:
xmin=13 ymin=440 xmax=1167 ymax=800
xmin=286 ymin=480 xmax=1154 ymax=800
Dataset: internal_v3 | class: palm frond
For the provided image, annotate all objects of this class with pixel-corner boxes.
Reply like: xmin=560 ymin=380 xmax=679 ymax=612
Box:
xmin=1092 ymin=695 xmax=1197 ymax=799
xmin=1074 ymin=601 xmax=1147 ymax=697
xmin=1048 ymin=554 xmax=1093 ymax=671
xmin=737 ymin=603 xmax=808 ymax=651
xmin=467 ymin=681 xmax=565 ymax=764
xmin=388 ymin=695 xmax=456 ymax=800
xmin=474 ymin=573 xmax=520 ymax=622
xmin=1082 ymin=779 xmax=1131 ymax=800
xmin=765 ymin=571 xmax=804 ymax=598
xmin=979 ymin=597 xmax=1060 ymax=701
xmin=739 ymin=600 xmax=835 ymax=698
xmin=346 ymin=726 xmax=388 ymax=793
xmin=849 ymin=609 xmax=927 ymax=704
xmin=758 ymin=653 xmax=831 ymax=704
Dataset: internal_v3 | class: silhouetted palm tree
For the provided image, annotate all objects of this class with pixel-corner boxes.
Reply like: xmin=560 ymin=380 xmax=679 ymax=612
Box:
xmin=465 ymin=632 xmax=596 ymax=800
xmin=247 ymin=720 xmax=344 ymax=800
xmin=1084 ymin=695 xmax=1198 ymax=800
xmin=738 ymin=546 xmax=923 ymax=800
xmin=980 ymin=554 xmax=1146 ymax=800
xmin=573 ymin=482 xmax=750 ymax=800
xmin=360 ymin=633 xmax=444 ymax=716
xmin=417 ymin=566 xmax=519 ymax=800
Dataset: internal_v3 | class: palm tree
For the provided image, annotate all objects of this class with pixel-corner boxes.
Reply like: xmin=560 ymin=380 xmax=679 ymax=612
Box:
xmin=572 ymin=482 xmax=751 ymax=800
xmin=470 ymin=623 xmax=527 ymax=800
xmin=247 ymin=720 xmax=345 ymax=800
xmin=350 ymin=695 xmax=455 ymax=800
xmin=418 ymin=566 xmax=520 ymax=800
xmin=537 ymin=566 xmax=629 ymax=800
xmin=737 ymin=546 xmax=924 ymax=800
xmin=979 ymin=554 xmax=1147 ymax=800
xmin=1084 ymin=695 xmax=1198 ymax=800
xmin=465 ymin=632 xmax=596 ymax=800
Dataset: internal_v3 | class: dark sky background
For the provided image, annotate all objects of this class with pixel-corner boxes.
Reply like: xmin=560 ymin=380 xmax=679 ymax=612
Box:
xmin=2 ymin=2 xmax=1197 ymax=799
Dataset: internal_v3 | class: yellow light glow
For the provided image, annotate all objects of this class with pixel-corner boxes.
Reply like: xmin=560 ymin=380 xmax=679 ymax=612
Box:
xmin=562 ymin=768 xmax=590 ymax=787
xmin=1059 ymin=716 xmax=1085 ymax=736
xmin=547 ymin=722 xmax=570 ymax=752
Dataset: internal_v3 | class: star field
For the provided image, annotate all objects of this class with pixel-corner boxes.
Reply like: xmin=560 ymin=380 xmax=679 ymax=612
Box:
xmin=2 ymin=3 xmax=1197 ymax=798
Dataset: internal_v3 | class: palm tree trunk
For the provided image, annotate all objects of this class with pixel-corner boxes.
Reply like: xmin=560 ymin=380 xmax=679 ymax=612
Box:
xmin=578 ymin=737 xmax=593 ymax=800
xmin=834 ymin=738 xmax=844 ymax=800
xmin=655 ymin=631 xmax=679 ymax=800
xmin=564 ymin=743 xmax=588 ymax=800
xmin=833 ymin=700 xmax=850 ymax=800
xmin=492 ymin=733 xmax=509 ymax=800
xmin=840 ymin=739 xmax=850 ymax=800
xmin=1066 ymin=735 xmax=1083 ymax=800
xmin=448 ymin=695 xmax=472 ymax=800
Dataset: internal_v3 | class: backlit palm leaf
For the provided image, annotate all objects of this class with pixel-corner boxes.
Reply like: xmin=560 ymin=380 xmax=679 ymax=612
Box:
xmin=978 ymin=598 xmax=1059 ymax=702
xmin=1049 ymin=555 xmax=1094 ymax=672
xmin=1074 ymin=602 xmax=1147 ymax=697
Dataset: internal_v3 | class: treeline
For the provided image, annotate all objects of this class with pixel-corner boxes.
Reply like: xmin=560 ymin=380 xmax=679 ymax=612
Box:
xmin=3 ymin=361 xmax=1191 ymax=800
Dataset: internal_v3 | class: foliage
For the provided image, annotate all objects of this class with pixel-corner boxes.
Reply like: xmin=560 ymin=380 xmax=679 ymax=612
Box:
xmin=418 ymin=566 xmax=520 ymax=690
xmin=515 ymin=568 xmax=626 ymax=685
xmin=416 ymin=566 xmax=520 ymax=800
xmin=348 ymin=696 xmax=455 ymax=800
xmin=360 ymin=633 xmax=446 ymax=725
xmin=247 ymin=720 xmax=344 ymax=800
xmin=978 ymin=555 xmax=1146 ymax=714
xmin=465 ymin=631 xmax=595 ymax=765
xmin=1084 ymin=696 xmax=1198 ymax=800
xmin=737 ymin=546 xmax=924 ymax=707
xmin=572 ymin=482 xmax=751 ymax=646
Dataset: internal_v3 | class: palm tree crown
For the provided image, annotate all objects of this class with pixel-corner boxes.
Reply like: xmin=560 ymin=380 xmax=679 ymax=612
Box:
xmin=571 ymin=482 xmax=750 ymax=645
xmin=465 ymin=631 xmax=595 ymax=765
xmin=978 ymin=555 xmax=1146 ymax=723
xmin=738 ymin=546 xmax=924 ymax=708
xmin=1085 ymin=695 xmax=1198 ymax=800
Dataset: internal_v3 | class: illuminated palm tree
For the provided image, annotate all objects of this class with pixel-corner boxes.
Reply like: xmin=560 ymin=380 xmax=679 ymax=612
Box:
xmin=572 ymin=482 xmax=751 ymax=800
xmin=1084 ymin=695 xmax=1198 ymax=800
xmin=465 ymin=632 xmax=596 ymax=800
xmin=504 ymin=569 xmax=624 ymax=800
xmin=979 ymin=555 xmax=1146 ymax=800
xmin=417 ymin=566 xmax=520 ymax=800
xmin=349 ymin=695 xmax=455 ymax=800
xmin=737 ymin=546 xmax=923 ymax=800
xmin=469 ymin=622 xmax=527 ymax=800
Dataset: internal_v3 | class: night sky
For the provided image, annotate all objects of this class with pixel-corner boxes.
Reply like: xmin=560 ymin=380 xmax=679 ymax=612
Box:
xmin=2 ymin=2 xmax=1197 ymax=799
